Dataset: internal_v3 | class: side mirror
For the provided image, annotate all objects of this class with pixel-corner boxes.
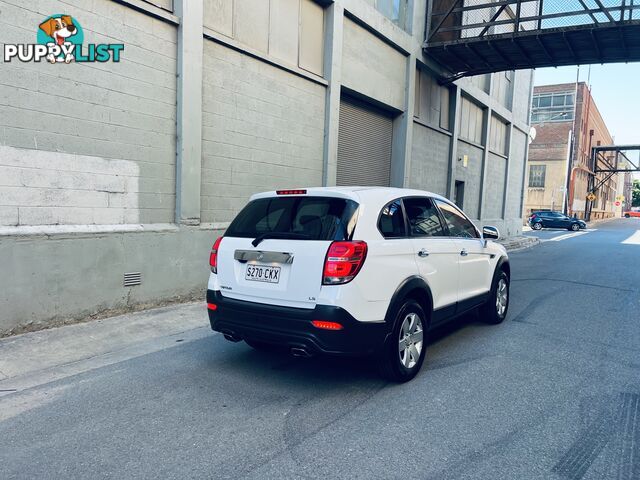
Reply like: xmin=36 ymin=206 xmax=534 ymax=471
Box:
xmin=482 ymin=226 xmax=500 ymax=241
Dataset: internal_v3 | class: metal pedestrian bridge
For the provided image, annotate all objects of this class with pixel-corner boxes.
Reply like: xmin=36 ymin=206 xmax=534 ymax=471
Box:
xmin=425 ymin=1 xmax=640 ymax=78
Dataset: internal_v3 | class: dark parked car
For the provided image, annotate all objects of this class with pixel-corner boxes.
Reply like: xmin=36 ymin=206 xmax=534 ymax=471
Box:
xmin=528 ymin=211 xmax=586 ymax=231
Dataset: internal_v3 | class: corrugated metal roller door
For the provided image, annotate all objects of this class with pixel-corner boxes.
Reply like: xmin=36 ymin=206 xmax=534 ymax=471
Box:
xmin=337 ymin=97 xmax=393 ymax=186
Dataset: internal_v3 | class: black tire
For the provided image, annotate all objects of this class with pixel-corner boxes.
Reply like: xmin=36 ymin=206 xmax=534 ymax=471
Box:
xmin=378 ymin=299 xmax=427 ymax=383
xmin=532 ymin=222 xmax=542 ymax=230
xmin=625 ymin=214 xmax=630 ymax=218
xmin=570 ymin=223 xmax=580 ymax=231
xmin=480 ymin=270 xmax=509 ymax=325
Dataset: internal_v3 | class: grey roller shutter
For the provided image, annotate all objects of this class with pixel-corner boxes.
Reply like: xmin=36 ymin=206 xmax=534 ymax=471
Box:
xmin=337 ymin=97 xmax=393 ymax=186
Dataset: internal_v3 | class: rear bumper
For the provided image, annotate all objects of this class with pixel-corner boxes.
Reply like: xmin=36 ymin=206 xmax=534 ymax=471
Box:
xmin=206 ymin=290 xmax=389 ymax=356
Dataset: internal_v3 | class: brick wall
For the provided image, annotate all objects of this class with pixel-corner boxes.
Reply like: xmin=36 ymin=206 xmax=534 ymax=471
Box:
xmin=200 ymin=40 xmax=325 ymax=224
xmin=0 ymin=0 xmax=177 ymax=226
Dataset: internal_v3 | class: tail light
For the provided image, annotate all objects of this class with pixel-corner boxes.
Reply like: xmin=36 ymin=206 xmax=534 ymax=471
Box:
xmin=530 ymin=214 xmax=537 ymax=220
xmin=312 ymin=320 xmax=343 ymax=331
xmin=209 ymin=236 xmax=223 ymax=273
xmin=276 ymin=189 xmax=307 ymax=195
xmin=322 ymin=241 xmax=367 ymax=285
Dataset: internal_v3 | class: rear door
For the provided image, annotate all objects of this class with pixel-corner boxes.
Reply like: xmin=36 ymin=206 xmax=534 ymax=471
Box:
xmin=539 ymin=212 xmax=551 ymax=227
xmin=434 ymin=199 xmax=492 ymax=307
xmin=557 ymin=214 xmax=572 ymax=228
xmin=548 ymin=212 xmax=563 ymax=228
xmin=404 ymin=197 xmax=459 ymax=315
xmin=217 ymin=194 xmax=359 ymax=309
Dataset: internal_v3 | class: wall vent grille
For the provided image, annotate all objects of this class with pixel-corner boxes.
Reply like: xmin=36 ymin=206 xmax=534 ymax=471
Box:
xmin=124 ymin=272 xmax=142 ymax=287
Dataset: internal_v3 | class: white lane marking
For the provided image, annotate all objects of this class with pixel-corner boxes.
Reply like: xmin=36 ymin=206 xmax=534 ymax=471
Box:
xmin=622 ymin=230 xmax=640 ymax=245
xmin=549 ymin=231 xmax=591 ymax=242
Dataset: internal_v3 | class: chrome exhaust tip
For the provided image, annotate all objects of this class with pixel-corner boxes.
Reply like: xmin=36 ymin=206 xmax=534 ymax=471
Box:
xmin=223 ymin=332 xmax=242 ymax=343
xmin=290 ymin=347 xmax=313 ymax=358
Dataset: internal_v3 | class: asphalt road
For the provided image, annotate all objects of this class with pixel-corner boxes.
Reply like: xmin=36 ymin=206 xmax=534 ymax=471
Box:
xmin=1 ymin=219 xmax=640 ymax=479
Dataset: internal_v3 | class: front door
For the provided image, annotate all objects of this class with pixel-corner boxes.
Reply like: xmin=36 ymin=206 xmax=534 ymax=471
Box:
xmin=434 ymin=199 xmax=492 ymax=310
xmin=403 ymin=197 xmax=459 ymax=320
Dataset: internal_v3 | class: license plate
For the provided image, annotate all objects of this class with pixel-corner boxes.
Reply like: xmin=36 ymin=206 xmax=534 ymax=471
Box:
xmin=245 ymin=264 xmax=281 ymax=284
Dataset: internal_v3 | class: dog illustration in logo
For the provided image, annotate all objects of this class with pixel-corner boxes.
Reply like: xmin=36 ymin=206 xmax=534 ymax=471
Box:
xmin=39 ymin=15 xmax=77 ymax=64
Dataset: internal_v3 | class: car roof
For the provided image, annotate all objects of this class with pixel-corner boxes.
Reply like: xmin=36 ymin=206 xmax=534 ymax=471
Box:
xmin=250 ymin=186 xmax=450 ymax=205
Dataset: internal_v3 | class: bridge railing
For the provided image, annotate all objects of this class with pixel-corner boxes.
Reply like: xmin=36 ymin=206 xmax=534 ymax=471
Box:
xmin=428 ymin=0 xmax=640 ymax=45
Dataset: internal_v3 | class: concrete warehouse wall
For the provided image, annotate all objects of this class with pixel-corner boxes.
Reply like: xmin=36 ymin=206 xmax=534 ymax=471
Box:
xmin=484 ymin=153 xmax=508 ymax=220
xmin=0 ymin=226 xmax=213 ymax=334
xmin=455 ymin=141 xmax=485 ymax=220
xmin=0 ymin=0 xmax=533 ymax=335
xmin=409 ymin=123 xmax=450 ymax=196
xmin=341 ymin=17 xmax=406 ymax=111
xmin=0 ymin=0 xmax=178 ymax=226
xmin=506 ymin=129 xmax=528 ymax=221
xmin=201 ymin=41 xmax=325 ymax=224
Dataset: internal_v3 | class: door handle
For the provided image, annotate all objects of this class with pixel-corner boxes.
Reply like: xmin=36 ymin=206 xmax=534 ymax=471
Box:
xmin=460 ymin=249 xmax=468 ymax=257
xmin=417 ymin=249 xmax=429 ymax=257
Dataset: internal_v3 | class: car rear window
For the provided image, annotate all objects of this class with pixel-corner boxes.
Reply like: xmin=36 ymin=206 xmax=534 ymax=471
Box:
xmin=225 ymin=196 xmax=360 ymax=241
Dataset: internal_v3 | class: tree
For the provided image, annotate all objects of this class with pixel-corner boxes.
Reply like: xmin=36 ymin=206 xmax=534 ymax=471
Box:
xmin=633 ymin=179 xmax=640 ymax=207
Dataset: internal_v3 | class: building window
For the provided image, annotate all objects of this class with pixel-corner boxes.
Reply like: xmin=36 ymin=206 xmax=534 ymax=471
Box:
xmin=490 ymin=115 xmax=508 ymax=156
xmin=416 ymin=68 xmax=451 ymax=131
xmin=528 ymin=165 xmax=546 ymax=188
xmin=459 ymin=97 xmax=484 ymax=145
xmin=375 ymin=0 xmax=410 ymax=31
xmin=531 ymin=91 xmax=574 ymax=123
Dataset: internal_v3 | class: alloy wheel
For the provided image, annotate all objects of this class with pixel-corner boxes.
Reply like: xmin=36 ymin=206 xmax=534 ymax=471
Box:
xmin=398 ymin=312 xmax=424 ymax=369
xmin=496 ymin=278 xmax=508 ymax=317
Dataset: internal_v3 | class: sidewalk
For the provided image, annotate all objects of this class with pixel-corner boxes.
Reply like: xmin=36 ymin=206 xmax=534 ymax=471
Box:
xmin=0 ymin=302 xmax=209 ymax=396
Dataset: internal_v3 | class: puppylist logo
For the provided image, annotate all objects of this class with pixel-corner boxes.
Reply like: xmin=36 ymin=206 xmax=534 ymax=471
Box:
xmin=3 ymin=14 xmax=124 ymax=64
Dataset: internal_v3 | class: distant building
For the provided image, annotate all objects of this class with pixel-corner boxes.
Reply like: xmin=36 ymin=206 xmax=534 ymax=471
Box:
xmin=525 ymin=82 xmax=618 ymax=220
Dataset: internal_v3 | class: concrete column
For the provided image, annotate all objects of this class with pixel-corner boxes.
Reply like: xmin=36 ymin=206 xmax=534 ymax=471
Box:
xmin=447 ymin=85 xmax=461 ymax=199
xmin=478 ymin=106 xmax=493 ymax=221
xmin=501 ymin=69 xmax=519 ymax=221
xmin=322 ymin=4 xmax=344 ymax=187
xmin=501 ymin=123 xmax=514 ymax=219
xmin=478 ymin=75 xmax=495 ymax=221
xmin=519 ymin=70 xmax=536 ymax=221
xmin=391 ymin=54 xmax=416 ymax=187
xmin=175 ymin=0 xmax=203 ymax=225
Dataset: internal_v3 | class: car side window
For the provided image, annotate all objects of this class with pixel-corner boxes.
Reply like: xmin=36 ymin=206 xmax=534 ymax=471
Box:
xmin=434 ymin=200 xmax=480 ymax=239
xmin=378 ymin=199 xmax=406 ymax=238
xmin=404 ymin=197 xmax=446 ymax=237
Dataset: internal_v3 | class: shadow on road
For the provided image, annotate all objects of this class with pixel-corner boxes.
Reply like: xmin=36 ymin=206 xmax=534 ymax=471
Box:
xmin=197 ymin=310 xmax=483 ymax=388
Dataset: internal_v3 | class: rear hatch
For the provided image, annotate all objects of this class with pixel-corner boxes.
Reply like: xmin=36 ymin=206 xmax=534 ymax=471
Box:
xmin=217 ymin=193 xmax=360 ymax=309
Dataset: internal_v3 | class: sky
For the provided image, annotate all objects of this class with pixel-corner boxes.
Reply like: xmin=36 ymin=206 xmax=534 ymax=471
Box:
xmin=533 ymin=63 xmax=640 ymax=176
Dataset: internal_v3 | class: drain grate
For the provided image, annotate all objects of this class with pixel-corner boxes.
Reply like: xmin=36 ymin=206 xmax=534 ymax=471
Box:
xmin=123 ymin=272 xmax=142 ymax=287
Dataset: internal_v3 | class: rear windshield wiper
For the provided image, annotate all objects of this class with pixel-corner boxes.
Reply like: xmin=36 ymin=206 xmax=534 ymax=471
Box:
xmin=251 ymin=232 xmax=310 ymax=247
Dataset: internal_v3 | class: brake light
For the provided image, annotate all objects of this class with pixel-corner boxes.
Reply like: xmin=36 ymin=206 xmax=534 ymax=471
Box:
xmin=322 ymin=241 xmax=367 ymax=285
xmin=207 ymin=303 xmax=218 ymax=311
xmin=209 ymin=236 xmax=223 ymax=273
xmin=312 ymin=320 xmax=343 ymax=331
xmin=276 ymin=189 xmax=307 ymax=195
xmin=531 ymin=214 xmax=537 ymax=220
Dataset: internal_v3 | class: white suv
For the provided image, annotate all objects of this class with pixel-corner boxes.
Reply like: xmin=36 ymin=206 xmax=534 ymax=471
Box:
xmin=207 ymin=187 xmax=510 ymax=382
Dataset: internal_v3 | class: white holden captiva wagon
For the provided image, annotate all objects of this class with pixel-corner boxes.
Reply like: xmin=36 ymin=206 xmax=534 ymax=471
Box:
xmin=207 ymin=187 xmax=510 ymax=382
